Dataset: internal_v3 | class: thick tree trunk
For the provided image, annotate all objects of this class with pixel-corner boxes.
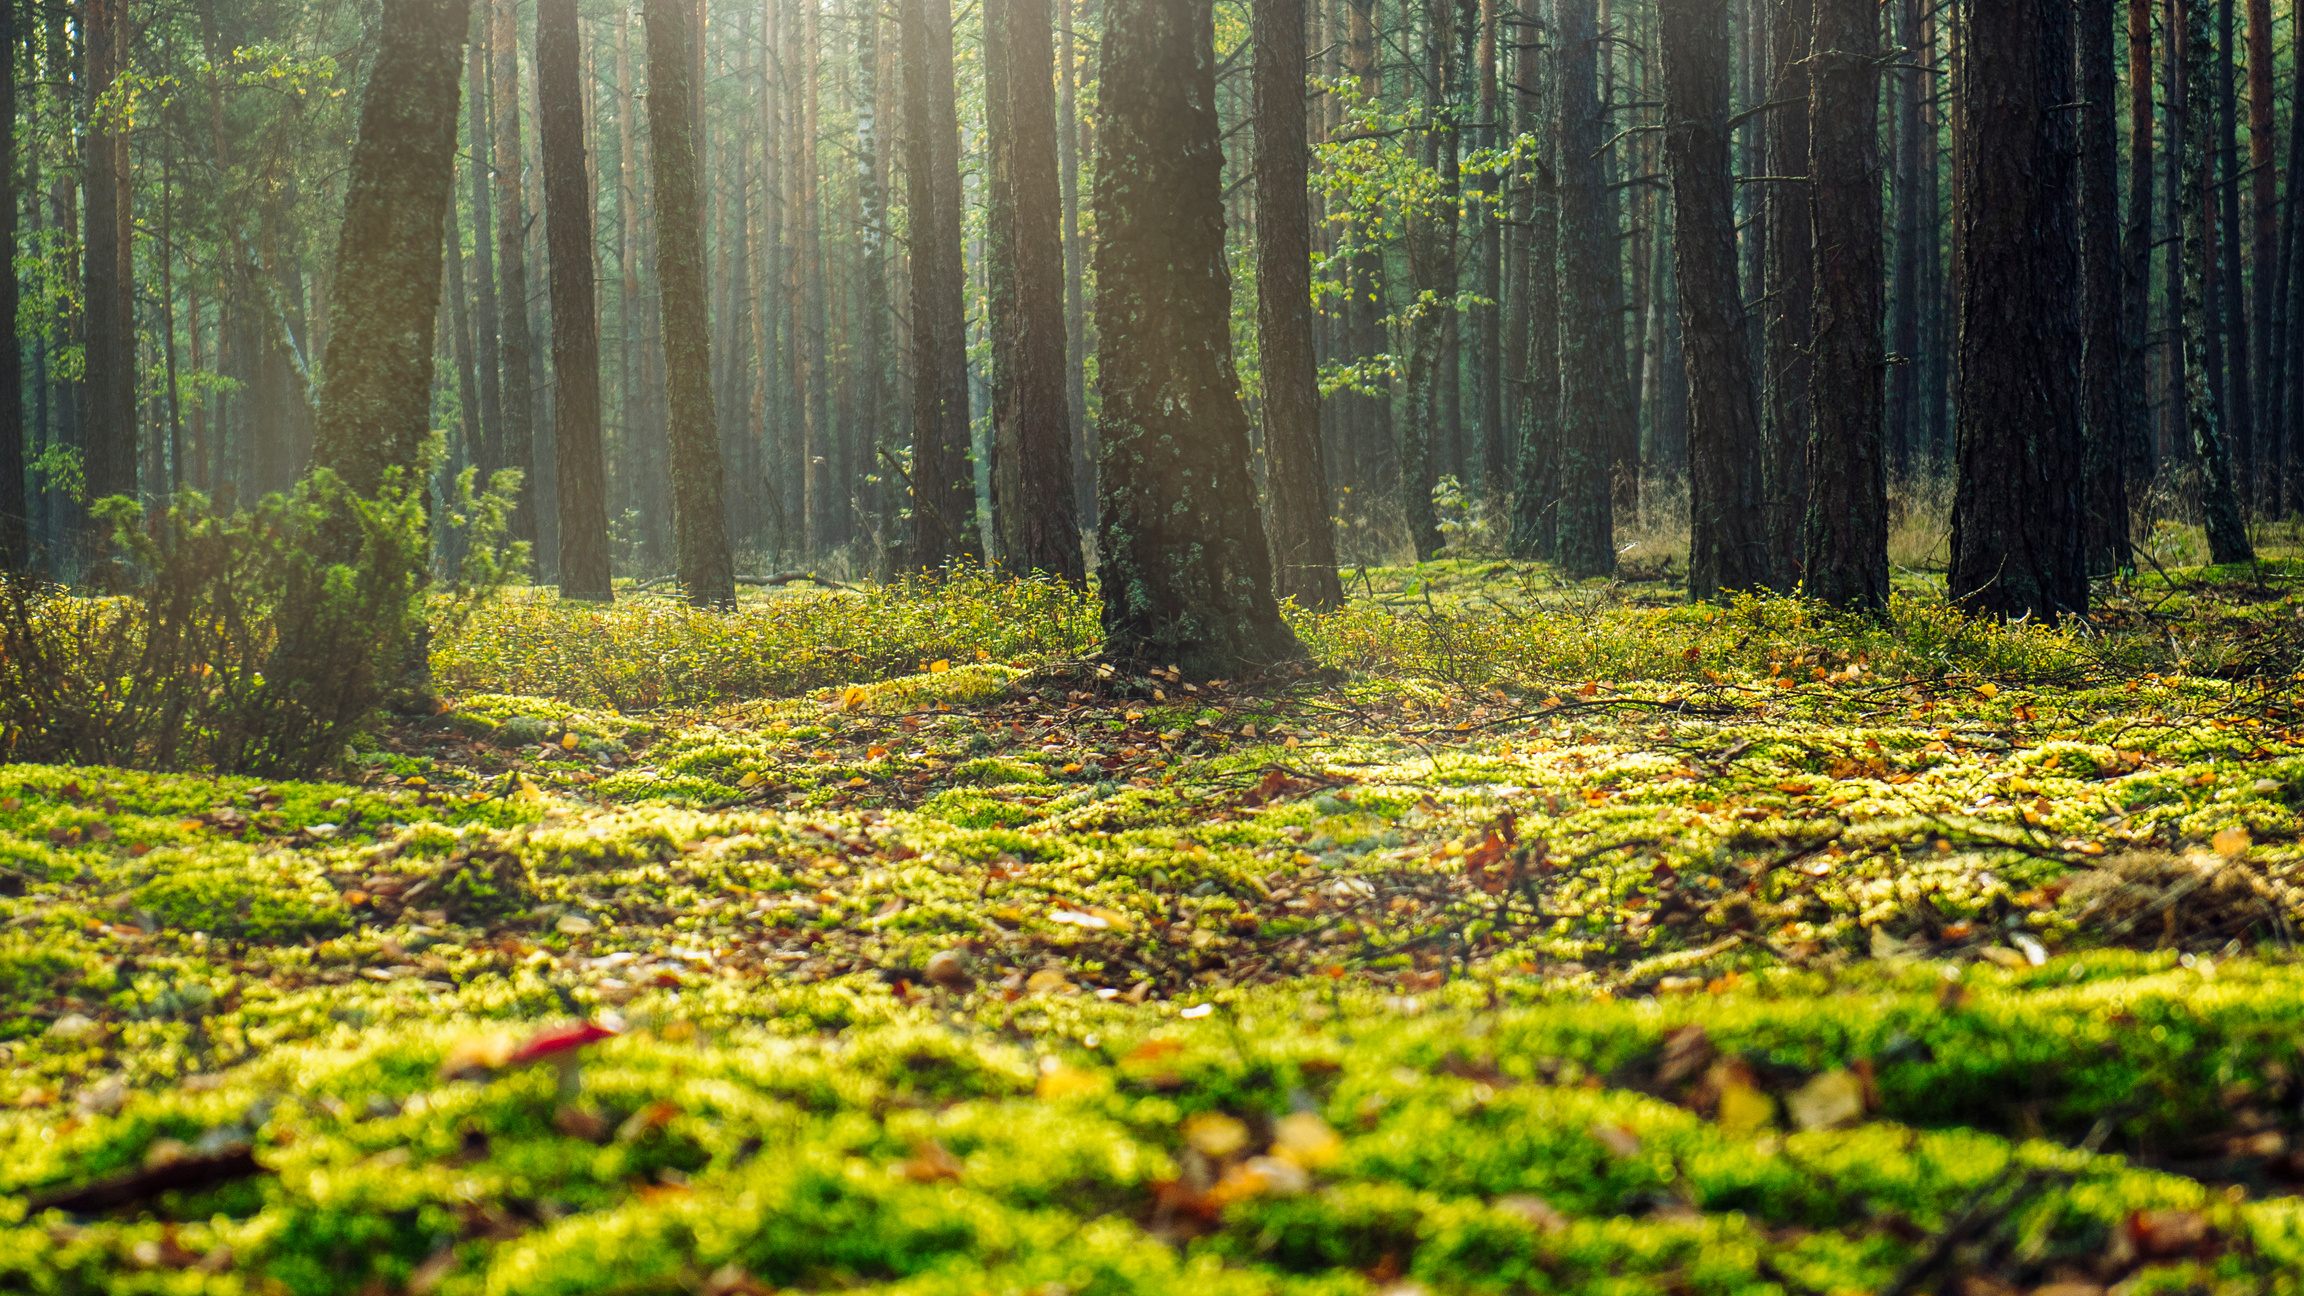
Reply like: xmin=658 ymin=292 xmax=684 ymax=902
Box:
xmin=537 ymin=0 xmax=611 ymax=600
xmin=1760 ymin=0 xmax=1811 ymax=587
xmin=0 ymin=0 xmax=23 ymax=570
xmin=81 ymin=0 xmax=136 ymax=534
xmin=1255 ymin=0 xmax=1344 ymax=608
xmin=2078 ymin=0 xmax=2130 ymax=575
xmin=1801 ymin=0 xmax=1886 ymax=608
xmin=643 ymin=0 xmax=736 ymax=605
xmin=1660 ymin=0 xmax=1767 ymax=599
xmin=986 ymin=0 xmax=1086 ymax=583
xmin=1552 ymin=0 xmax=1622 ymax=579
xmin=2177 ymin=0 xmax=2254 ymax=560
xmin=311 ymin=0 xmax=470 ymax=497
xmin=1948 ymin=0 xmax=2087 ymax=618
xmin=2244 ymin=0 xmax=2272 ymax=496
xmin=2280 ymin=0 xmax=2304 ymax=515
xmin=490 ymin=0 xmax=541 ymax=553
xmin=1093 ymin=0 xmax=1304 ymax=676
xmin=1884 ymin=0 xmax=1919 ymax=481
xmin=901 ymin=0 xmax=976 ymax=568
xmin=2122 ymin=0 xmax=2158 ymax=487
xmin=2214 ymin=0 xmax=2252 ymax=507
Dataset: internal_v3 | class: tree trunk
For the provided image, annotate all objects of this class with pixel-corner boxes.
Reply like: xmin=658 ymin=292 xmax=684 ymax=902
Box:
xmin=1473 ymin=0 xmax=1505 ymax=494
xmin=986 ymin=0 xmax=1086 ymax=583
xmin=443 ymin=204 xmax=485 ymax=474
xmin=1801 ymin=0 xmax=1886 ymax=608
xmin=2163 ymin=0 xmax=2188 ymax=465
xmin=901 ymin=0 xmax=976 ymax=568
xmin=856 ymin=0 xmax=893 ymax=556
xmin=1401 ymin=0 xmax=1467 ymax=560
xmin=81 ymin=0 xmax=136 ymax=536
xmin=1552 ymin=0 xmax=1620 ymax=579
xmin=2077 ymin=0 xmax=2130 ymax=574
xmin=1255 ymin=0 xmax=1344 ymax=609
xmin=2122 ymin=0 xmax=2158 ymax=488
xmin=311 ymin=0 xmax=470 ymax=498
xmin=468 ymin=27 xmax=505 ymax=478
xmin=2279 ymin=0 xmax=2304 ymax=516
xmin=2214 ymin=0 xmax=2252 ymax=507
xmin=491 ymin=0 xmax=540 ymax=555
xmin=1660 ymin=0 xmax=1767 ymax=599
xmin=1884 ymin=0 xmax=1919 ymax=481
xmin=1059 ymin=0 xmax=1093 ymax=529
xmin=2244 ymin=0 xmax=2272 ymax=497
xmin=537 ymin=0 xmax=611 ymax=600
xmin=1948 ymin=0 xmax=2087 ymax=618
xmin=1760 ymin=0 xmax=1811 ymax=586
xmin=644 ymin=0 xmax=736 ymax=605
xmin=2177 ymin=0 xmax=2253 ymax=560
xmin=1508 ymin=54 xmax=1562 ymax=561
xmin=0 ymin=0 xmax=23 ymax=570
xmin=1093 ymin=0 xmax=1304 ymax=676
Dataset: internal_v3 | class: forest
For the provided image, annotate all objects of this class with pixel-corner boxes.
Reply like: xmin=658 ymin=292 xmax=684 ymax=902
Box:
xmin=2 ymin=0 xmax=2304 ymax=1287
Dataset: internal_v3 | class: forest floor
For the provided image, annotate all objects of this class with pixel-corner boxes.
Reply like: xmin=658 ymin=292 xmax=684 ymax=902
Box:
xmin=6 ymin=546 xmax=2304 ymax=1295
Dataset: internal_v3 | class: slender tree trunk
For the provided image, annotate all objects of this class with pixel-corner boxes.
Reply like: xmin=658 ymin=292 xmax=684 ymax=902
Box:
xmin=856 ymin=0 xmax=893 ymax=556
xmin=492 ymin=0 xmax=540 ymax=553
xmin=1093 ymin=0 xmax=1304 ymax=675
xmin=901 ymin=0 xmax=976 ymax=567
xmin=1802 ymin=0 xmax=1886 ymax=608
xmin=1401 ymin=0 xmax=1466 ymax=560
xmin=644 ymin=0 xmax=736 ymax=605
xmin=986 ymin=0 xmax=1086 ymax=582
xmin=1473 ymin=0 xmax=1505 ymax=494
xmin=2177 ymin=0 xmax=2253 ymax=558
xmin=1255 ymin=0 xmax=1345 ymax=608
xmin=81 ymin=0 xmax=136 ymax=534
xmin=1661 ymin=0 xmax=1767 ymax=599
xmin=1553 ymin=0 xmax=1621 ymax=578
xmin=469 ymin=27 xmax=505 ymax=477
xmin=2279 ymin=0 xmax=2304 ymax=515
xmin=2163 ymin=0 xmax=2188 ymax=465
xmin=444 ymin=205 xmax=485 ymax=473
xmin=2244 ymin=0 xmax=2272 ymax=498
xmin=1508 ymin=37 xmax=1562 ymax=561
xmin=1884 ymin=0 xmax=1919 ymax=481
xmin=0 ymin=0 xmax=23 ymax=569
xmin=2214 ymin=0 xmax=2252 ymax=508
xmin=1059 ymin=0 xmax=1093 ymax=528
xmin=2122 ymin=0 xmax=2158 ymax=489
xmin=2078 ymin=0 xmax=2130 ymax=574
xmin=1760 ymin=0 xmax=1811 ymax=586
xmin=1948 ymin=0 xmax=2087 ymax=617
xmin=311 ymin=0 xmax=471 ymax=499
xmin=1346 ymin=0 xmax=1395 ymax=509
xmin=538 ymin=0 xmax=611 ymax=599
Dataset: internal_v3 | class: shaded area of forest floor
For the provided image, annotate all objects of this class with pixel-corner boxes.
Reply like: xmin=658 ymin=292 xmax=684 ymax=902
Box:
xmin=4 ymin=554 xmax=2304 ymax=1294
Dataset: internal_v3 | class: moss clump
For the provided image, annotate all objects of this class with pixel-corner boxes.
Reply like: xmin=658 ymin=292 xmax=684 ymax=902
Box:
xmin=130 ymin=848 xmax=350 ymax=940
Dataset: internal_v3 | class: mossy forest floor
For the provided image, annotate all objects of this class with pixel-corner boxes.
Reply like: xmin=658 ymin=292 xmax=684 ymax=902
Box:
xmin=7 ymin=557 xmax=2304 ymax=1295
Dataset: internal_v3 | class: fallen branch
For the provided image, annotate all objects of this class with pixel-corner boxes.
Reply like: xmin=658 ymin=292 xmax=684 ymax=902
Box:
xmin=28 ymin=1145 xmax=266 ymax=1215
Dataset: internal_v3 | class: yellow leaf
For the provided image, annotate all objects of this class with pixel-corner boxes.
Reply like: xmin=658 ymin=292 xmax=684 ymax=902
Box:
xmin=1975 ymin=681 xmax=1999 ymax=699
xmin=841 ymin=685 xmax=870 ymax=712
xmin=1025 ymin=968 xmax=1074 ymax=994
xmin=848 ymin=776 xmax=869 ymax=788
xmin=1271 ymin=1112 xmax=1343 ymax=1170
xmin=738 ymin=771 xmax=763 ymax=789
xmin=1715 ymin=1081 xmax=1775 ymax=1138
xmin=1035 ymin=1060 xmax=1102 ymax=1100
xmin=929 ymin=660 xmax=951 ymax=674
xmin=975 ymin=648 xmax=990 ymax=662
xmin=404 ymin=776 xmax=429 ymax=788
xmin=1183 ymin=1111 xmax=1251 ymax=1158
xmin=1785 ymin=1069 xmax=1865 ymax=1131
xmin=867 ymin=745 xmax=890 ymax=759
xmin=2212 ymin=826 xmax=2253 ymax=858
xmin=1062 ymin=763 xmax=1084 ymax=774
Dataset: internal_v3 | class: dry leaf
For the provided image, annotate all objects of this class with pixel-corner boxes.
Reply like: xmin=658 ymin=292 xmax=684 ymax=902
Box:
xmin=1785 ymin=1069 xmax=1865 ymax=1131
xmin=1183 ymin=1111 xmax=1251 ymax=1158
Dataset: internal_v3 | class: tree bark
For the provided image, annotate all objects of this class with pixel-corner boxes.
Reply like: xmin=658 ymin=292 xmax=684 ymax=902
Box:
xmin=468 ymin=27 xmax=505 ymax=478
xmin=1760 ymin=0 xmax=1811 ymax=587
xmin=2214 ymin=0 xmax=2252 ymax=507
xmin=901 ymin=0 xmax=976 ymax=568
xmin=1473 ymin=0 xmax=1506 ymax=494
xmin=1093 ymin=0 xmax=1304 ymax=676
xmin=0 ymin=0 xmax=24 ymax=569
xmin=1552 ymin=0 xmax=1621 ymax=579
xmin=856 ymin=0 xmax=893 ymax=556
xmin=1401 ymin=0 xmax=1468 ymax=560
xmin=1948 ymin=0 xmax=2087 ymax=618
xmin=1255 ymin=0 xmax=1344 ymax=608
xmin=986 ymin=0 xmax=1086 ymax=583
xmin=1660 ymin=0 xmax=1767 ymax=599
xmin=443 ymin=204 xmax=484 ymax=475
xmin=1508 ymin=49 xmax=1562 ymax=562
xmin=644 ymin=0 xmax=737 ymax=605
xmin=1801 ymin=0 xmax=1886 ymax=608
xmin=81 ymin=0 xmax=136 ymax=534
xmin=490 ymin=0 xmax=541 ymax=554
xmin=2078 ymin=0 xmax=2130 ymax=574
xmin=311 ymin=0 xmax=471 ymax=498
xmin=538 ymin=0 xmax=611 ymax=600
xmin=2122 ymin=0 xmax=2158 ymax=488
xmin=1059 ymin=0 xmax=1093 ymax=528
xmin=1884 ymin=0 xmax=1919 ymax=480
xmin=2177 ymin=0 xmax=2253 ymax=560
xmin=2244 ymin=0 xmax=2272 ymax=497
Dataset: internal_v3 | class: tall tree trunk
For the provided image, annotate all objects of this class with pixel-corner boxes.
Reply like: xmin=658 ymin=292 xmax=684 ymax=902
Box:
xmin=538 ymin=0 xmax=611 ymax=599
xmin=0 ymin=0 xmax=24 ymax=569
xmin=311 ymin=0 xmax=470 ymax=497
xmin=1883 ymin=0 xmax=1919 ymax=481
xmin=1472 ymin=0 xmax=1505 ymax=494
xmin=1948 ymin=0 xmax=2087 ymax=617
xmin=2178 ymin=0 xmax=2254 ymax=559
xmin=901 ymin=0 xmax=976 ymax=567
xmin=2243 ymin=0 xmax=2272 ymax=498
xmin=1059 ymin=0 xmax=1093 ymax=528
xmin=469 ymin=27 xmax=506 ymax=477
xmin=444 ymin=205 xmax=485 ymax=473
xmin=2078 ymin=0 xmax=2130 ymax=574
xmin=492 ymin=0 xmax=541 ymax=554
xmin=856 ymin=0 xmax=893 ymax=557
xmin=1801 ymin=0 xmax=1886 ymax=608
xmin=1760 ymin=0 xmax=1811 ymax=586
xmin=1093 ymin=0 xmax=1304 ymax=675
xmin=1660 ymin=0 xmax=1767 ymax=599
xmin=1553 ymin=0 xmax=1621 ymax=578
xmin=1401 ymin=0 xmax=1467 ymax=560
xmin=1508 ymin=43 xmax=1561 ymax=561
xmin=644 ymin=0 xmax=737 ymax=605
xmin=2279 ymin=0 xmax=2304 ymax=516
xmin=81 ymin=0 xmax=135 ymax=537
xmin=1345 ymin=0 xmax=1395 ymax=510
xmin=2163 ymin=0 xmax=2188 ymax=465
xmin=2214 ymin=0 xmax=2252 ymax=508
xmin=1255 ymin=0 xmax=1344 ymax=608
xmin=986 ymin=0 xmax=1086 ymax=582
xmin=2122 ymin=0 xmax=2158 ymax=488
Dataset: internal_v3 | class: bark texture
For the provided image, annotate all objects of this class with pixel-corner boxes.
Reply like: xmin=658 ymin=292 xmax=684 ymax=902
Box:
xmin=643 ymin=0 xmax=737 ymax=605
xmin=81 ymin=0 xmax=136 ymax=528
xmin=985 ymin=0 xmax=1085 ymax=583
xmin=1801 ymin=0 xmax=1887 ymax=608
xmin=1659 ymin=0 xmax=1767 ymax=599
xmin=1552 ymin=0 xmax=1621 ymax=579
xmin=490 ymin=0 xmax=540 ymax=549
xmin=2176 ymin=0 xmax=2254 ymax=562
xmin=1948 ymin=0 xmax=2088 ymax=618
xmin=1254 ymin=0 xmax=1344 ymax=608
xmin=2077 ymin=0 xmax=2131 ymax=575
xmin=0 ymin=0 xmax=23 ymax=569
xmin=537 ymin=0 xmax=612 ymax=600
xmin=1760 ymin=0 xmax=1812 ymax=586
xmin=901 ymin=0 xmax=976 ymax=567
xmin=1092 ymin=0 xmax=1304 ymax=677
xmin=311 ymin=0 xmax=470 ymax=496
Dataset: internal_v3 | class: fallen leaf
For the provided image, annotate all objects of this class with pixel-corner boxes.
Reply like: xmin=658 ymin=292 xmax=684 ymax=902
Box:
xmin=1270 ymin=1112 xmax=1343 ymax=1170
xmin=898 ymin=1140 xmax=966 ymax=1182
xmin=1184 ymin=1111 xmax=1251 ymax=1158
xmin=1715 ymin=1079 xmax=1775 ymax=1138
xmin=1786 ymin=1069 xmax=1865 ymax=1131
xmin=2212 ymin=826 xmax=2252 ymax=858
